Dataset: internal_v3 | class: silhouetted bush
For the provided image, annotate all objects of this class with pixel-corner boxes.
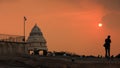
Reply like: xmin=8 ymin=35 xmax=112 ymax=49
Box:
xmin=115 ymin=54 xmax=120 ymax=58
xmin=86 ymin=55 xmax=96 ymax=58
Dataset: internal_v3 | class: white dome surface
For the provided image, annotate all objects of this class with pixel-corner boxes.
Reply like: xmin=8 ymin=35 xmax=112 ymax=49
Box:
xmin=27 ymin=24 xmax=46 ymax=43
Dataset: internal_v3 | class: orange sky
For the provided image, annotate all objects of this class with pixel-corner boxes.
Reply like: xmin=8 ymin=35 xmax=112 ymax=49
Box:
xmin=0 ymin=0 xmax=120 ymax=56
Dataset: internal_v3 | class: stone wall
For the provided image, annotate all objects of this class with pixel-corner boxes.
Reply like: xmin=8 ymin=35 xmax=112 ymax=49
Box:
xmin=0 ymin=41 xmax=28 ymax=56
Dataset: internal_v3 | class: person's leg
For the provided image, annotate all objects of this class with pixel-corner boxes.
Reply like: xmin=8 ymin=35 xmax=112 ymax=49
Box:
xmin=105 ymin=47 xmax=107 ymax=58
xmin=108 ymin=47 xmax=110 ymax=58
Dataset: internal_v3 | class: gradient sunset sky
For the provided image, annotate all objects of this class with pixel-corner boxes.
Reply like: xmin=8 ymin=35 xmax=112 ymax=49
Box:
xmin=0 ymin=0 xmax=120 ymax=56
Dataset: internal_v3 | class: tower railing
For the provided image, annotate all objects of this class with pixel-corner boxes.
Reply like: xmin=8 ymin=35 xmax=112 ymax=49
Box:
xmin=0 ymin=34 xmax=24 ymax=42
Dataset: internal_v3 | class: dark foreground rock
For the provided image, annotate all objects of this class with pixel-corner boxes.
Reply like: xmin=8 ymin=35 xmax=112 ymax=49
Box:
xmin=0 ymin=56 xmax=120 ymax=68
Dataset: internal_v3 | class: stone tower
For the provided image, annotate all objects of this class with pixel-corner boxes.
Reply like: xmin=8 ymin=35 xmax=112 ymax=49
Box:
xmin=27 ymin=24 xmax=47 ymax=55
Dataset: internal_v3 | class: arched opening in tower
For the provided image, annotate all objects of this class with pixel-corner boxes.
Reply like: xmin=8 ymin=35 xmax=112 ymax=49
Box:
xmin=39 ymin=50 xmax=43 ymax=55
xmin=29 ymin=50 xmax=34 ymax=55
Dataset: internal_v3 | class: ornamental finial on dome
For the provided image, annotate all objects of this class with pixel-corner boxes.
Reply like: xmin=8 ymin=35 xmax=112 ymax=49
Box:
xmin=35 ymin=23 xmax=37 ymax=26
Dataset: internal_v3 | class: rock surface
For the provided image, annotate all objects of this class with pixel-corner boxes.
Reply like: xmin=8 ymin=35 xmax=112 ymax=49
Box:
xmin=0 ymin=55 xmax=120 ymax=68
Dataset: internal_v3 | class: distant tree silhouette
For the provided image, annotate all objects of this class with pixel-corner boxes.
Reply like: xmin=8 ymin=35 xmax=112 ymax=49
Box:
xmin=115 ymin=54 xmax=120 ymax=58
xmin=86 ymin=55 xmax=96 ymax=58
xmin=52 ymin=51 xmax=81 ymax=57
xmin=54 ymin=51 xmax=65 ymax=56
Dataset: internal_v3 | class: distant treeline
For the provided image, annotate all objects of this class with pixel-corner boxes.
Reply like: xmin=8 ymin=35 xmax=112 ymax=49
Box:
xmin=47 ymin=51 xmax=120 ymax=58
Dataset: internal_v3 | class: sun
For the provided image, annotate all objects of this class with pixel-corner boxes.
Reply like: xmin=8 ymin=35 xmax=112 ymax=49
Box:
xmin=98 ymin=23 xmax=102 ymax=27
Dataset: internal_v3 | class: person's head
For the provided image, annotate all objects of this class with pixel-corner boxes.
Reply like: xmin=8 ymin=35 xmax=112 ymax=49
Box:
xmin=108 ymin=35 xmax=111 ymax=39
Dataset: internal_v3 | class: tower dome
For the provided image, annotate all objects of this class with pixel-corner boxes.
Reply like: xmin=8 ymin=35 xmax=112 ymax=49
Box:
xmin=30 ymin=24 xmax=42 ymax=36
xmin=27 ymin=24 xmax=46 ymax=43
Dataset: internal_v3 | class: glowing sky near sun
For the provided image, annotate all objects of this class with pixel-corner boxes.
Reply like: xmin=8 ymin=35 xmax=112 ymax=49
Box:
xmin=98 ymin=23 xmax=102 ymax=27
xmin=0 ymin=0 xmax=120 ymax=56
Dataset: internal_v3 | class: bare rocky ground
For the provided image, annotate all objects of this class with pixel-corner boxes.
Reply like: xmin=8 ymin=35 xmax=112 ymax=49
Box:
xmin=0 ymin=55 xmax=120 ymax=68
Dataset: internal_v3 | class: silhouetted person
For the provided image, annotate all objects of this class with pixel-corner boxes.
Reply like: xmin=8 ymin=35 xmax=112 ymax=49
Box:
xmin=104 ymin=35 xmax=111 ymax=58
